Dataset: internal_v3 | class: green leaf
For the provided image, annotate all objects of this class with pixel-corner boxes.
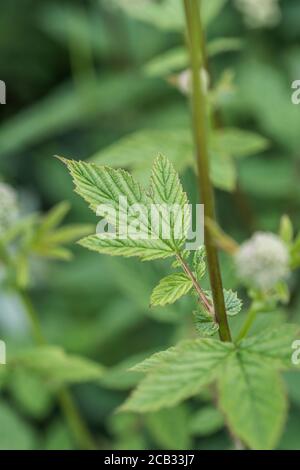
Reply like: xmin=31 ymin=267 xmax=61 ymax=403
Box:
xmin=189 ymin=406 xmax=224 ymax=436
xmin=290 ymin=233 xmax=300 ymax=269
xmin=206 ymin=37 xmax=243 ymax=57
xmin=150 ymin=272 xmax=193 ymax=307
xmin=218 ymin=351 xmax=287 ymax=449
xmin=79 ymin=233 xmax=175 ymax=261
xmin=12 ymin=346 xmax=105 ymax=388
xmin=109 ymin=0 xmax=227 ymax=32
xmin=205 ymin=289 xmax=242 ymax=317
xmin=44 ymin=420 xmax=74 ymax=450
xmin=238 ymin=324 xmax=300 ymax=369
xmin=223 ymin=290 xmax=243 ymax=316
xmin=212 ymin=128 xmax=269 ymax=159
xmin=121 ymin=339 xmax=233 ymax=412
xmin=38 ymin=202 xmax=71 ymax=233
xmin=145 ymin=406 xmax=191 ymax=450
xmin=33 ymin=246 xmax=73 ymax=261
xmin=101 ymin=351 xmax=155 ymax=391
xmin=0 ymin=402 xmax=36 ymax=450
xmin=149 ymin=154 xmax=190 ymax=249
xmin=90 ymin=129 xmax=237 ymax=192
xmin=144 ymin=38 xmax=241 ymax=78
xmin=193 ymin=246 xmax=206 ymax=280
xmin=193 ymin=309 xmax=219 ymax=337
xmin=202 ymin=0 xmax=228 ymax=26
xmin=210 ymin=153 xmax=237 ymax=192
xmin=60 ymin=157 xmax=175 ymax=260
xmin=9 ymin=368 xmax=54 ymax=419
xmin=59 ymin=157 xmax=150 ymax=215
xmin=108 ymin=0 xmax=184 ymax=32
xmin=89 ymin=129 xmax=193 ymax=184
xmin=144 ymin=47 xmax=188 ymax=77
xmin=62 ymin=155 xmax=191 ymax=259
xmin=279 ymin=215 xmax=294 ymax=244
xmin=43 ymin=224 xmax=93 ymax=245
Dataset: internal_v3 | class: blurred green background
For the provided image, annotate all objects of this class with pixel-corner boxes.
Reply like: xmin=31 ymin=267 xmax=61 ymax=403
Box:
xmin=0 ymin=0 xmax=300 ymax=450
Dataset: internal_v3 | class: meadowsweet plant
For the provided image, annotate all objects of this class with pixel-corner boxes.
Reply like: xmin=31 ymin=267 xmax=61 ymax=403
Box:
xmin=59 ymin=0 xmax=300 ymax=450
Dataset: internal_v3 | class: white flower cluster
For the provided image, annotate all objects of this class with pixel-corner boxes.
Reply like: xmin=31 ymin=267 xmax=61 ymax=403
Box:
xmin=234 ymin=0 xmax=281 ymax=28
xmin=0 ymin=182 xmax=19 ymax=236
xmin=235 ymin=232 xmax=289 ymax=290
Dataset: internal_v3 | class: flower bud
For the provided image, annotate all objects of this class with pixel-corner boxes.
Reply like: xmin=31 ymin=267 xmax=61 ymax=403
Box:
xmin=235 ymin=232 xmax=289 ymax=290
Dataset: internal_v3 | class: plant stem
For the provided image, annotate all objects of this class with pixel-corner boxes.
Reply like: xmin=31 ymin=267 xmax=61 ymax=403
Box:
xmin=18 ymin=290 xmax=46 ymax=346
xmin=176 ymin=253 xmax=214 ymax=316
xmin=183 ymin=0 xmax=231 ymax=342
xmin=236 ymin=306 xmax=258 ymax=342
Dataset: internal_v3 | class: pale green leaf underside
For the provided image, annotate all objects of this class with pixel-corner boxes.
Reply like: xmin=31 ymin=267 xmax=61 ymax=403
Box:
xmin=150 ymin=272 xmax=193 ymax=306
xmin=79 ymin=233 xmax=175 ymax=261
xmin=223 ymin=289 xmax=243 ymax=316
xmin=12 ymin=346 xmax=105 ymax=387
xmin=193 ymin=310 xmax=219 ymax=337
xmin=218 ymin=352 xmax=287 ymax=450
xmin=239 ymin=324 xmax=300 ymax=369
xmin=121 ymin=339 xmax=233 ymax=412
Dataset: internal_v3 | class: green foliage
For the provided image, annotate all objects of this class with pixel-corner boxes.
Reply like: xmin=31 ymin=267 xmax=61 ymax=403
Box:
xmin=193 ymin=309 xmax=219 ymax=337
xmin=121 ymin=325 xmax=299 ymax=449
xmin=108 ymin=0 xmax=227 ymax=32
xmin=218 ymin=354 xmax=287 ymax=450
xmin=189 ymin=406 xmax=224 ymax=436
xmin=121 ymin=339 xmax=233 ymax=412
xmin=193 ymin=247 xmax=206 ymax=280
xmin=145 ymin=406 xmax=191 ymax=449
xmin=0 ymin=403 xmax=36 ymax=450
xmin=150 ymin=273 xmax=192 ymax=307
xmin=90 ymin=127 xmax=268 ymax=192
xmin=212 ymin=128 xmax=270 ymax=159
xmin=11 ymin=346 xmax=105 ymax=388
xmin=61 ymin=154 xmax=189 ymax=260
xmin=1 ymin=0 xmax=300 ymax=453
xmin=144 ymin=38 xmax=242 ymax=77
xmin=223 ymin=290 xmax=243 ymax=316
xmin=9 ymin=368 xmax=54 ymax=419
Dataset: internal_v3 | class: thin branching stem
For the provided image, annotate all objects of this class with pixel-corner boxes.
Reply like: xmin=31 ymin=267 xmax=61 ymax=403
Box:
xmin=183 ymin=0 xmax=232 ymax=342
xmin=176 ymin=253 xmax=214 ymax=316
